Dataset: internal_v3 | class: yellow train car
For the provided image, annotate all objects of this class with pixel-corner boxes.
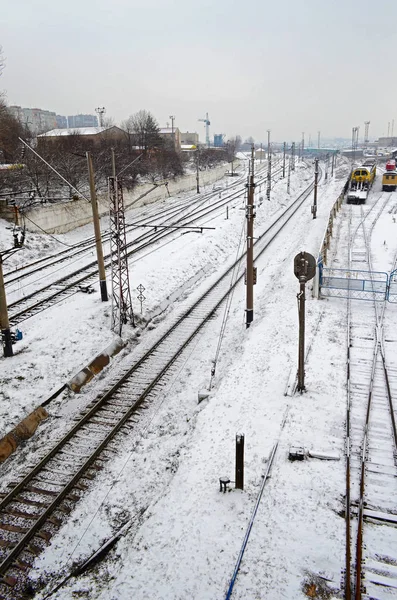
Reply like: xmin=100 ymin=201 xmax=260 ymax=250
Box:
xmin=382 ymin=171 xmax=397 ymax=191
xmin=350 ymin=160 xmax=376 ymax=191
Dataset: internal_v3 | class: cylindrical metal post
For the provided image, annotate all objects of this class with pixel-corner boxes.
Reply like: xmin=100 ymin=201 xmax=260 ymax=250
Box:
xmin=297 ymin=279 xmax=306 ymax=392
xmin=246 ymin=145 xmax=255 ymax=328
xmin=312 ymin=158 xmax=318 ymax=219
xmin=0 ymin=255 xmax=13 ymax=357
xmin=196 ymin=148 xmax=200 ymax=193
xmin=87 ymin=152 xmax=108 ymax=302
xmin=266 ymin=130 xmax=271 ymax=201
xmin=235 ymin=434 xmax=245 ymax=490
xmin=287 ymin=154 xmax=291 ymax=194
xmin=111 ymin=147 xmax=116 ymax=178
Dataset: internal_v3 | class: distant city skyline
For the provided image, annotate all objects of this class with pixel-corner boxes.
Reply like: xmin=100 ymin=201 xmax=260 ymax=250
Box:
xmin=1 ymin=0 xmax=396 ymax=142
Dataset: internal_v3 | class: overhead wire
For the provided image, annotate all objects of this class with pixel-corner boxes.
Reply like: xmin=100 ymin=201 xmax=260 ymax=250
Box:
xmin=209 ymin=201 xmax=246 ymax=390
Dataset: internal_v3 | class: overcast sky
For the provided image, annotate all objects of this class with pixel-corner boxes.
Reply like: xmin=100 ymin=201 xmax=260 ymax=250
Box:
xmin=1 ymin=0 xmax=396 ymax=143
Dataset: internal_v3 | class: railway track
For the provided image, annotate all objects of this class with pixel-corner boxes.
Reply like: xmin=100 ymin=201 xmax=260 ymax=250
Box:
xmin=3 ymin=168 xmax=249 ymax=286
xmin=0 ymin=170 xmax=316 ymax=599
xmin=5 ymin=164 xmax=285 ymax=327
xmin=344 ymin=192 xmax=397 ymax=599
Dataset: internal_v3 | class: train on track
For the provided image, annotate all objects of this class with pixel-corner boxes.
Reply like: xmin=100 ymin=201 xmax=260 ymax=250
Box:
xmin=347 ymin=159 xmax=377 ymax=204
xmin=382 ymin=169 xmax=397 ymax=191
xmin=385 ymin=159 xmax=396 ymax=171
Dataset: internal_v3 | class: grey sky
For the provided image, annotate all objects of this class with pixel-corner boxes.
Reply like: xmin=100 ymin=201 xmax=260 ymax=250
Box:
xmin=1 ymin=0 xmax=396 ymax=143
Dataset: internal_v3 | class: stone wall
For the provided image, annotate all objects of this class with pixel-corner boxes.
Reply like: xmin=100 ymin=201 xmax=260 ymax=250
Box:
xmin=18 ymin=161 xmax=240 ymax=234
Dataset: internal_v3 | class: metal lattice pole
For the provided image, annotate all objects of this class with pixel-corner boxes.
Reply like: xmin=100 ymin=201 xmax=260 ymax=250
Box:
xmin=109 ymin=177 xmax=135 ymax=336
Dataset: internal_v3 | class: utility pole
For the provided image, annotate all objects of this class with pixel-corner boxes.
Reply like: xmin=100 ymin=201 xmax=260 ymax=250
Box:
xmin=0 ymin=254 xmax=13 ymax=357
xmin=331 ymin=153 xmax=335 ymax=177
xmin=245 ymin=145 xmax=256 ymax=328
xmin=287 ymin=152 xmax=291 ymax=194
xmin=109 ymin=176 xmax=134 ymax=335
xmin=87 ymin=152 xmax=108 ymax=302
xmin=169 ymin=115 xmax=175 ymax=148
xmin=387 ymin=122 xmax=390 ymax=137
xmin=364 ymin=121 xmax=370 ymax=147
xmin=291 ymin=142 xmax=295 ymax=171
xmin=111 ymin=147 xmax=116 ymax=178
xmin=312 ymin=158 xmax=319 ymax=219
xmin=196 ymin=146 xmax=200 ymax=193
xmin=352 ymin=126 xmax=359 ymax=166
xmin=301 ymin=132 xmax=305 ymax=159
xmin=318 ymin=131 xmax=320 ymax=149
xmin=325 ymin=153 xmax=329 ymax=181
xmin=266 ymin=130 xmax=271 ymax=201
xmin=282 ymin=142 xmax=286 ymax=178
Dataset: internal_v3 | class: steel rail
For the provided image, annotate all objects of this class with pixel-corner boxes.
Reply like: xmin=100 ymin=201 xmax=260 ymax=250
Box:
xmin=7 ymin=166 xmax=282 ymax=326
xmin=0 ymin=172 xmax=316 ymax=595
xmin=3 ymin=169 xmax=249 ymax=285
xmin=344 ymin=192 xmax=397 ymax=599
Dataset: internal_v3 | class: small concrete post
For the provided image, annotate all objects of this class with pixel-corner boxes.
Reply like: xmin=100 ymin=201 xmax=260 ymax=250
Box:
xmin=235 ymin=434 xmax=245 ymax=490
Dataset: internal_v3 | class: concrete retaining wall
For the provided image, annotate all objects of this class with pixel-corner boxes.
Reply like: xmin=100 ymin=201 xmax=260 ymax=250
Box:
xmin=23 ymin=161 xmax=240 ymax=234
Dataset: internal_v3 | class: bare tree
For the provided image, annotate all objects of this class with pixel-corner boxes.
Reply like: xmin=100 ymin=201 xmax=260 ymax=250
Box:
xmin=0 ymin=46 xmax=4 ymax=77
xmin=123 ymin=110 xmax=161 ymax=152
xmin=0 ymin=96 xmax=26 ymax=163
xmin=225 ymin=135 xmax=242 ymax=161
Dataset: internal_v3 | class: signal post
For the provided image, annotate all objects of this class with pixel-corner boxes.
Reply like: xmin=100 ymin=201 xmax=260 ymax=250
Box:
xmin=294 ymin=252 xmax=316 ymax=392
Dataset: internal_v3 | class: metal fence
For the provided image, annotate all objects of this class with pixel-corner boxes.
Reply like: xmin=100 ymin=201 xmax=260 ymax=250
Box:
xmin=320 ymin=267 xmax=389 ymax=301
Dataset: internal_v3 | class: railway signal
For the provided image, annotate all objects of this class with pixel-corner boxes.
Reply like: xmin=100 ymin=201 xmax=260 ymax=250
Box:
xmin=294 ymin=251 xmax=316 ymax=392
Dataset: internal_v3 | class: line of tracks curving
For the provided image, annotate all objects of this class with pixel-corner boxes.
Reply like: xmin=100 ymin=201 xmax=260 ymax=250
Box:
xmin=344 ymin=191 xmax=397 ymax=599
xmin=0 ymin=170 xmax=318 ymax=599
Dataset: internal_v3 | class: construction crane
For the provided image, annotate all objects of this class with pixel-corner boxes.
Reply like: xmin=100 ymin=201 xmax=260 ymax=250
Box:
xmin=198 ymin=112 xmax=211 ymax=147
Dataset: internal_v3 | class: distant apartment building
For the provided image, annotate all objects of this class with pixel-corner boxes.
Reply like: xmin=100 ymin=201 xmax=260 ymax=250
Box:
xmin=180 ymin=131 xmax=199 ymax=146
xmin=8 ymin=106 xmax=57 ymax=135
xmin=56 ymin=115 xmax=68 ymax=128
xmin=67 ymin=114 xmax=98 ymax=128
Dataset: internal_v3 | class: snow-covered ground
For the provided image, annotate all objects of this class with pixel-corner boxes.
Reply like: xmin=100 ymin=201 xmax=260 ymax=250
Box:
xmin=1 ymin=158 xmax=377 ymax=599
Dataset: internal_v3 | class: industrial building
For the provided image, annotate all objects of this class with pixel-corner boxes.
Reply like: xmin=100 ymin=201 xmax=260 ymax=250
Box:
xmin=37 ymin=126 xmax=125 ymax=148
xmin=180 ymin=132 xmax=199 ymax=146
xmin=159 ymin=127 xmax=181 ymax=149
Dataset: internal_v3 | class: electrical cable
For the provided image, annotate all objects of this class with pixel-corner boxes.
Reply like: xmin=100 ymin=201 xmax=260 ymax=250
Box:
xmin=44 ymin=333 xmax=205 ymax=599
xmin=209 ymin=212 xmax=246 ymax=390
xmin=21 ymin=212 xmax=89 ymax=248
